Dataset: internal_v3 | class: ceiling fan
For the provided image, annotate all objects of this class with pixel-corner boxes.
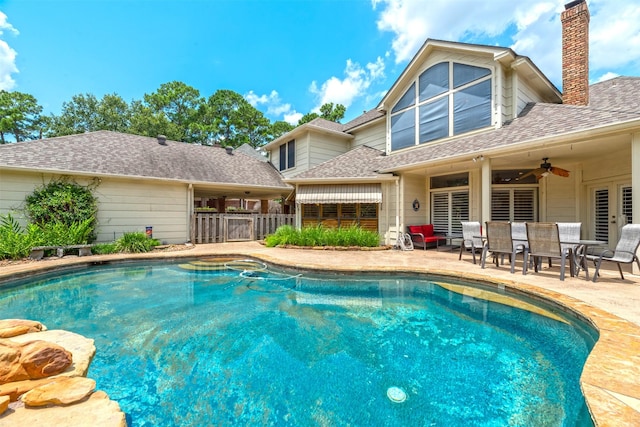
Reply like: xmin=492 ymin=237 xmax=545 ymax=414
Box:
xmin=518 ymin=158 xmax=570 ymax=181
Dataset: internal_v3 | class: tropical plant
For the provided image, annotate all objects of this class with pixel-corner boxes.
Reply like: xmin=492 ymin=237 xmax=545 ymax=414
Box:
xmin=35 ymin=218 xmax=94 ymax=246
xmin=114 ymin=232 xmax=160 ymax=253
xmin=0 ymin=214 xmax=43 ymax=259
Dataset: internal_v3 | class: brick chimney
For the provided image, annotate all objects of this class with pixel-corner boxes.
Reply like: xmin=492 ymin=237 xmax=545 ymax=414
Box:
xmin=561 ymin=0 xmax=590 ymax=105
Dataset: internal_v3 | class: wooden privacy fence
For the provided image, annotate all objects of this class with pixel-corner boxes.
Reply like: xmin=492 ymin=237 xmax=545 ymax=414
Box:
xmin=191 ymin=213 xmax=295 ymax=244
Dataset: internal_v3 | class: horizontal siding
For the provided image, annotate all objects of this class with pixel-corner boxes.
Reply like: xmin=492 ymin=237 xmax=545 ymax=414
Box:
xmin=545 ymin=167 xmax=577 ymax=222
xmin=516 ymin=79 xmax=545 ymax=115
xmin=308 ymin=134 xmax=349 ymax=167
xmin=351 ymin=121 xmax=386 ymax=151
xmin=0 ymin=171 xmax=189 ymax=244
xmin=96 ymin=180 xmax=187 ymax=243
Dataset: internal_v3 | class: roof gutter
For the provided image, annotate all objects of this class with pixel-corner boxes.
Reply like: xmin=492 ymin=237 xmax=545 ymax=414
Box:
xmin=283 ymin=175 xmax=399 ymax=185
xmin=0 ymin=165 xmax=293 ymax=191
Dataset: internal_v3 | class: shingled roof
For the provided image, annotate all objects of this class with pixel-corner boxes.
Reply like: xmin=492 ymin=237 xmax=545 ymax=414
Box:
xmin=0 ymin=131 xmax=291 ymax=191
xmin=285 ymin=145 xmax=390 ymax=181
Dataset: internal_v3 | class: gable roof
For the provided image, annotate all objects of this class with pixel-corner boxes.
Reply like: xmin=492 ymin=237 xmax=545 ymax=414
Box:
xmin=0 ymin=131 xmax=292 ymax=191
xmin=377 ymin=39 xmax=562 ymax=112
xmin=262 ymin=117 xmax=353 ymax=150
xmin=285 ymin=145 xmax=394 ymax=182
xmin=284 ymin=77 xmax=640 ymax=181
xmin=343 ymin=109 xmax=386 ymax=131
xmin=377 ymin=77 xmax=640 ymax=172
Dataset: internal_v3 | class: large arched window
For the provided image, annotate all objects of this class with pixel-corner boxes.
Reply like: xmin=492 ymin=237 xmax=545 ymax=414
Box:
xmin=391 ymin=62 xmax=492 ymax=151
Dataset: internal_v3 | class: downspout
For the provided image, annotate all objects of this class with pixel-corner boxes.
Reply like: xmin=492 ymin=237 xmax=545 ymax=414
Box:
xmin=295 ymin=184 xmax=302 ymax=230
xmin=395 ymin=178 xmax=401 ymax=244
xmin=187 ymin=184 xmax=194 ymax=243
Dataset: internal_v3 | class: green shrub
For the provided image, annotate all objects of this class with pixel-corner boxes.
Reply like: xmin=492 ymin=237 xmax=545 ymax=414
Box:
xmin=35 ymin=218 xmax=95 ymax=246
xmin=264 ymin=224 xmax=379 ymax=248
xmin=24 ymin=178 xmax=98 ymax=242
xmin=92 ymin=242 xmax=118 ymax=255
xmin=114 ymin=232 xmax=160 ymax=253
xmin=0 ymin=214 xmax=43 ymax=260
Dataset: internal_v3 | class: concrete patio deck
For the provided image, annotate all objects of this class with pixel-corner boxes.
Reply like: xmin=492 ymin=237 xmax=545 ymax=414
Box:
xmin=1 ymin=242 xmax=639 ymax=425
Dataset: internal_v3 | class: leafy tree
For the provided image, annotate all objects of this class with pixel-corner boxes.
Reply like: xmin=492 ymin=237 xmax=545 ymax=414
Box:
xmin=319 ymin=102 xmax=346 ymax=122
xmin=129 ymin=100 xmax=183 ymax=141
xmin=141 ymin=81 xmax=204 ymax=143
xmin=268 ymin=120 xmax=295 ymax=140
xmin=203 ymin=89 xmax=271 ymax=148
xmin=297 ymin=102 xmax=346 ymax=126
xmin=0 ymin=90 xmax=44 ymax=143
xmin=47 ymin=93 xmax=131 ymax=137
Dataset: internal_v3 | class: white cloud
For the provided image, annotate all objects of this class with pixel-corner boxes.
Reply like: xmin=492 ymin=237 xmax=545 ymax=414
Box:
xmin=244 ymin=89 xmax=301 ymax=124
xmin=593 ymin=71 xmax=619 ymax=83
xmin=0 ymin=12 xmax=18 ymax=36
xmin=0 ymin=11 xmax=18 ymax=91
xmin=309 ymin=57 xmax=385 ymax=111
xmin=372 ymin=0 xmax=640 ymax=88
xmin=284 ymin=112 xmax=303 ymax=125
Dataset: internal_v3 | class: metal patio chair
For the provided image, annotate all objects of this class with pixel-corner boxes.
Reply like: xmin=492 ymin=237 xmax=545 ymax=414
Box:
xmin=458 ymin=221 xmax=484 ymax=264
xmin=586 ymin=224 xmax=640 ymax=282
xmin=524 ymin=222 xmax=572 ymax=281
xmin=481 ymin=221 xmax=526 ymax=274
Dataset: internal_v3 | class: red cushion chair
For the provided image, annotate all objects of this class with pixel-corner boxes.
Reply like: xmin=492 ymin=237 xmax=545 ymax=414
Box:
xmin=407 ymin=224 xmax=446 ymax=250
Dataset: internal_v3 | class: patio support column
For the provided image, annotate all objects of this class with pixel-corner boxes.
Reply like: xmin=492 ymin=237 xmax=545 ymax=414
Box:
xmin=481 ymin=157 xmax=491 ymax=224
xmin=631 ymin=133 xmax=640 ymax=273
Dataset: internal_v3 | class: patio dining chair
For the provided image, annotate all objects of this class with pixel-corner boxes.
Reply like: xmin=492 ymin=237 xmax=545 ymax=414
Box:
xmin=459 ymin=221 xmax=484 ymax=264
xmin=481 ymin=221 xmax=526 ymax=274
xmin=586 ymin=223 xmax=640 ymax=282
xmin=524 ymin=222 xmax=572 ymax=281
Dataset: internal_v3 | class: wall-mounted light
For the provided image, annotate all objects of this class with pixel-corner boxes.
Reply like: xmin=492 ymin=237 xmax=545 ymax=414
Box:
xmin=472 ymin=155 xmax=484 ymax=162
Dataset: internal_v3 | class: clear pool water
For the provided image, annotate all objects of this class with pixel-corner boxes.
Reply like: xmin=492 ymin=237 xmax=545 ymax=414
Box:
xmin=0 ymin=259 xmax=596 ymax=426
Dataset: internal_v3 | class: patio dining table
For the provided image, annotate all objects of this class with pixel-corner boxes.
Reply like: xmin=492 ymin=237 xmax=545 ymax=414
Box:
xmin=473 ymin=234 xmax=607 ymax=280
xmin=565 ymin=239 xmax=608 ymax=280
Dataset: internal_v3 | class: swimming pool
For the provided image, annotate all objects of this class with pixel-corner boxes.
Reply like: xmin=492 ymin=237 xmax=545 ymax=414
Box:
xmin=0 ymin=258 xmax=596 ymax=426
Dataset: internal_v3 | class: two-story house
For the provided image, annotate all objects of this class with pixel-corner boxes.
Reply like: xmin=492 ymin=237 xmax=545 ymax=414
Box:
xmin=264 ymin=0 xmax=640 ymax=249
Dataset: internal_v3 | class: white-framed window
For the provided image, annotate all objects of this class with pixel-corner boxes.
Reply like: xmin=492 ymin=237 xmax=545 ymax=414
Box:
xmin=279 ymin=139 xmax=295 ymax=171
xmin=391 ymin=62 xmax=492 ymax=151
xmin=491 ymin=188 xmax=537 ymax=222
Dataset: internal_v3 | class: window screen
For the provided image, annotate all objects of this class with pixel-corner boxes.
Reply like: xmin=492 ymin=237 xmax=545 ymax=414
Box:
xmin=391 ymin=82 xmax=416 ymax=113
xmin=419 ymin=62 xmax=449 ymax=101
xmin=453 ymin=79 xmax=491 ymax=135
xmin=287 ymin=140 xmax=295 ymax=169
xmin=391 ymin=109 xmax=416 ymax=150
xmin=453 ymin=63 xmax=491 ymax=88
xmin=419 ymin=97 xmax=449 ymax=144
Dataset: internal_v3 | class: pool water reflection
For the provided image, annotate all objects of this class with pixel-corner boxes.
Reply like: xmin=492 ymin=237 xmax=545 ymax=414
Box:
xmin=0 ymin=259 xmax=596 ymax=426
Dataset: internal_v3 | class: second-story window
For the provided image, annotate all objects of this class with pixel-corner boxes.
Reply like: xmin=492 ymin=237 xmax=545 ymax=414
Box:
xmin=391 ymin=62 xmax=492 ymax=151
xmin=279 ymin=139 xmax=295 ymax=171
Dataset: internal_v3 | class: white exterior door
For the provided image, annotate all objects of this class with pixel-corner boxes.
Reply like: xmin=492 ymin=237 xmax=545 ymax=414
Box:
xmin=590 ymin=183 xmax=632 ymax=247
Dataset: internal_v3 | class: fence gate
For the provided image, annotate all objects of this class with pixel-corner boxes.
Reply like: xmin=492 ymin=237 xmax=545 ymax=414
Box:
xmin=225 ymin=215 xmax=254 ymax=241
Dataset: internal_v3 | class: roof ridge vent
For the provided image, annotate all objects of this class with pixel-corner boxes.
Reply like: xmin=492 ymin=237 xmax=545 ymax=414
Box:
xmin=225 ymin=146 xmax=233 ymax=155
xmin=157 ymin=135 xmax=167 ymax=145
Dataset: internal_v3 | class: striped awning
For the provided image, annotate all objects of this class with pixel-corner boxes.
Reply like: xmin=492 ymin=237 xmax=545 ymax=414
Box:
xmin=296 ymin=184 xmax=382 ymax=204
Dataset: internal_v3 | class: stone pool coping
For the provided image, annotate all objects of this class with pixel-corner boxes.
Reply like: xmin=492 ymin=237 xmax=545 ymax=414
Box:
xmin=1 ymin=242 xmax=639 ymax=425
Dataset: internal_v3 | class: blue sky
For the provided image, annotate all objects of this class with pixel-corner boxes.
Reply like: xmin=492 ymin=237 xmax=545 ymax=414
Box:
xmin=1 ymin=0 xmax=639 ymax=125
